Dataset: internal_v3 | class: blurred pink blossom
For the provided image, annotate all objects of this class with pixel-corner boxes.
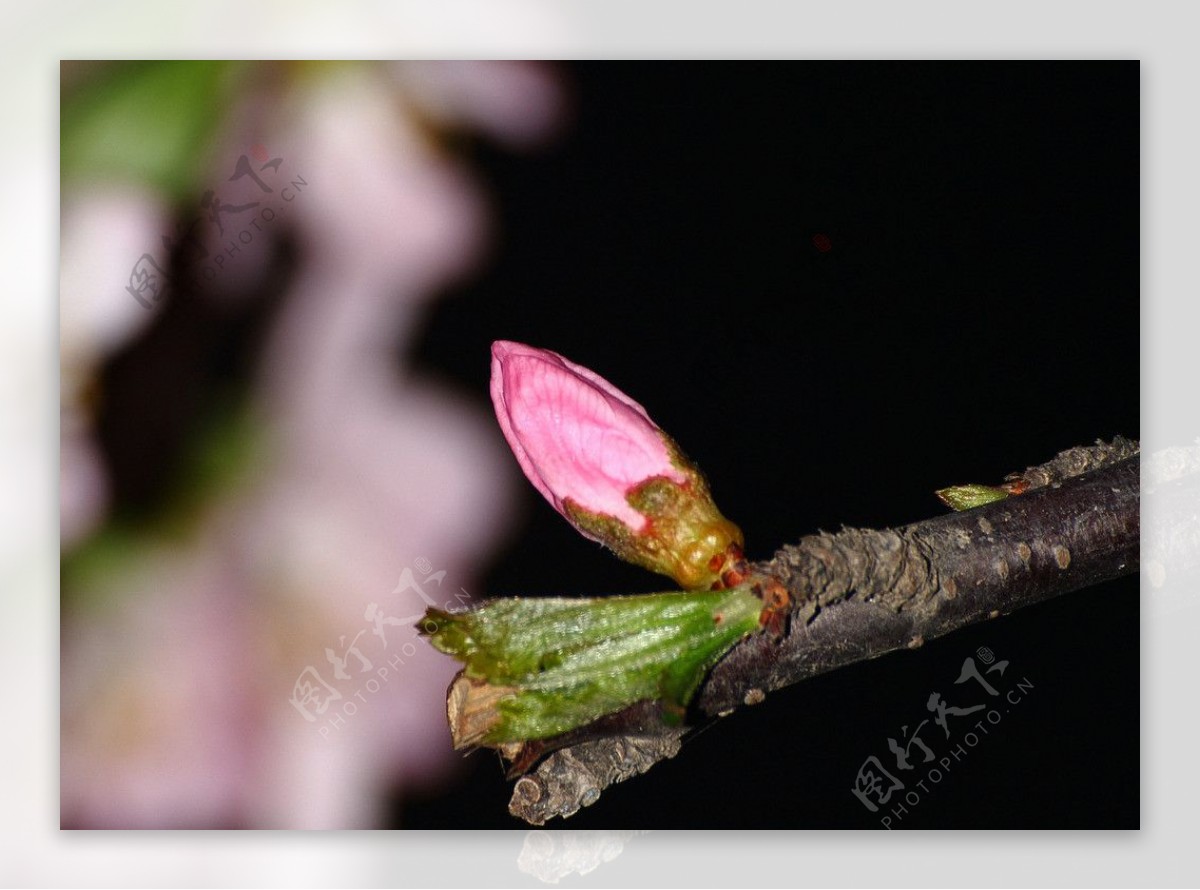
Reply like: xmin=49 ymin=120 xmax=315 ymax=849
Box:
xmin=59 ymin=187 xmax=169 ymax=546
xmin=60 ymin=61 xmax=565 ymax=829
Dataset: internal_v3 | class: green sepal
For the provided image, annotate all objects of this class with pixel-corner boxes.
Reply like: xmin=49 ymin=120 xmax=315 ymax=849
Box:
xmin=421 ymin=585 xmax=763 ymax=745
xmin=935 ymin=483 xmax=1011 ymax=511
xmin=561 ymin=433 xmax=744 ymax=591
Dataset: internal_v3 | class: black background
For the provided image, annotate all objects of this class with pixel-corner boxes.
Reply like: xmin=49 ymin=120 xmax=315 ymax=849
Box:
xmin=402 ymin=62 xmax=1139 ymax=829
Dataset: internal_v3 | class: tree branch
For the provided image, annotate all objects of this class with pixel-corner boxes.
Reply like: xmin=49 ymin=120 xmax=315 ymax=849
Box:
xmin=509 ymin=439 xmax=1140 ymax=824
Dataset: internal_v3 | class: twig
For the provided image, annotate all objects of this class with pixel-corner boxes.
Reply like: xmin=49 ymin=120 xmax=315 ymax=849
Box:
xmin=509 ymin=439 xmax=1140 ymax=824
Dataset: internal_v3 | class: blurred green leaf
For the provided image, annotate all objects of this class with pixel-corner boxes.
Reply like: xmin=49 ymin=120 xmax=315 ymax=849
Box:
xmin=61 ymin=395 xmax=266 ymax=605
xmin=61 ymin=61 xmax=243 ymax=201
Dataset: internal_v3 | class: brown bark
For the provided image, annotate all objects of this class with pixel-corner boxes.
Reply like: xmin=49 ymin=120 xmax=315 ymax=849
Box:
xmin=508 ymin=440 xmax=1140 ymax=824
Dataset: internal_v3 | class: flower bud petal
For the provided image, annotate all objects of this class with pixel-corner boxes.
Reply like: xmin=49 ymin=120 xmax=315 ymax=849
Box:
xmin=490 ymin=340 xmax=743 ymax=588
xmin=491 ymin=340 xmax=683 ymax=531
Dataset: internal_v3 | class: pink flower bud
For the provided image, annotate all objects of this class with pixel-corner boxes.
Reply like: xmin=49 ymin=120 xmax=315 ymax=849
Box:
xmin=490 ymin=340 xmax=743 ymax=589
